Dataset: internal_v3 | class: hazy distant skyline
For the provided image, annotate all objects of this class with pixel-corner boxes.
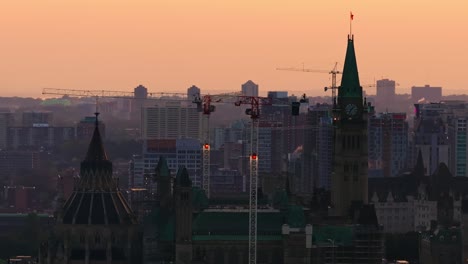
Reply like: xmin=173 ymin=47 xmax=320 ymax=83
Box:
xmin=1 ymin=0 xmax=467 ymax=98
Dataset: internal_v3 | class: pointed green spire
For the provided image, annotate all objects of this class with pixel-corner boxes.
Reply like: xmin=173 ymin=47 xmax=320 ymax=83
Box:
xmin=155 ymin=156 xmax=170 ymax=178
xmin=338 ymin=36 xmax=362 ymax=99
xmin=175 ymin=167 xmax=192 ymax=187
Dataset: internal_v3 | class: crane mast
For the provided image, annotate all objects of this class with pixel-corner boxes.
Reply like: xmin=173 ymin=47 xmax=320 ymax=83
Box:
xmin=192 ymin=92 xmax=240 ymax=198
xmin=234 ymin=95 xmax=272 ymax=264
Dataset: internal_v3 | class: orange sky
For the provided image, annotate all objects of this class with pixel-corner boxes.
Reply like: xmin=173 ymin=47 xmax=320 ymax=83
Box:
xmin=0 ymin=0 xmax=467 ymax=98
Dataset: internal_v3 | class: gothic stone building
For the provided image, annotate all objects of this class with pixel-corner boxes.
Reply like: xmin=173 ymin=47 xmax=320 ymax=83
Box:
xmin=39 ymin=114 xmax=142 ymax=264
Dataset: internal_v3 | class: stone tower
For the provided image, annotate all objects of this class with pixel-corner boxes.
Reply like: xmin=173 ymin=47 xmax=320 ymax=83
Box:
xmin=174 ymin=167 xmax=193 ymax=264
xmin=40 ymin=113 xmax=142 ymax=264
xmin=331 ymin=35 xmax=371 ymax=217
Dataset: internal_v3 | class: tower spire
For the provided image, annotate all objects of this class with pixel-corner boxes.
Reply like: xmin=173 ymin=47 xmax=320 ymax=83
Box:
xmin=338 ymin=35 xmax=362 ymax=101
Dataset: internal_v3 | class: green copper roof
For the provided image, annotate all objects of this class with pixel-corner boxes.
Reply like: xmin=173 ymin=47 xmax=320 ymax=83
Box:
xmin=338 ymin=36 xmax=362 ymax=99
xmin=192 ymin=235 xmax=282 ymax=241
xmin=155 ymin=156 xmax=170 ymax=178
xmin=272 ymin=189 xmax=289 ymax=209
xmin=193 ymin=212 xmax=285 ymax=236
xmin=313 ymin=225 xmax=354 ymax=246
xmin=286 ymin=205 xmax=305 ymax=228
xmin=145 ymin=207 xmax=175 ymax=241
xmin=192 ymin=187 xmax=209 ymax=209
xmin=175 ymin=167 xmax=191 ymax=187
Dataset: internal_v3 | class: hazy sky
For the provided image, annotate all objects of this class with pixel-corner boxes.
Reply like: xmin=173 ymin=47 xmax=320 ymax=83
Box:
xmin=1 ymin=0 xmax=467 ymax=98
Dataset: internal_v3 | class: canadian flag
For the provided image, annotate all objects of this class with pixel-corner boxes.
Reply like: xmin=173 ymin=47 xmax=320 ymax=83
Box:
xmin=350 ymin=12 xmax=354 ymax=20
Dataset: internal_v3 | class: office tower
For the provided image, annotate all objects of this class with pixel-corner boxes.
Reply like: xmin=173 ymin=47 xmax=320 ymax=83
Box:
xmin=411 ymin=85 xmax=442 ymax=103
xmin=0 ymin=111 xmax=14 ymax=149
xmin=141 ymin=101 xmax=201 ymax=140
xmin=187 ymin=85 xmax=200 ymax=100
xmin=368 ymin=113 xmax=409 ymax=177
xmin=241 ymin=80 xmax=259 ymax=97
xmin=76 ymin=115 xmax=106 ymax=140
xmin=375 ymin=79 xmax=396 ymax=109
xmin=413 ymin=103 xmax=450 ymax=175
xmin=129 ymin=138 xmax=202 ymax=188
xmin=22 ymin=111 xmax=53 ymax=126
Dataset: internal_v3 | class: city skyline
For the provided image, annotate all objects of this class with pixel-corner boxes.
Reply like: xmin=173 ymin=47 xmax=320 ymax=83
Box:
xmin=1 ymin=0 xmax=467 ymax=98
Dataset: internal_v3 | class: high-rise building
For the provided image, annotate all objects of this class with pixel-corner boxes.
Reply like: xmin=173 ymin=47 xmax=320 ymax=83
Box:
xmin=331 ymin=35 xmax=372 ymax=217
xmin=39 ymin=114 xmax=142 ymax=263
xmin=22 ymin=111 xmax=53 ymax=127
xmin=375 ymin=79 xmax=396 ymax=109
xmin=76 ymin=116 xmax=106 ymax=140
xmin=299 ymin=103 xmax=331 ymax=195
xmin=411 ymin=85 xmax=442 ymax=103
xmin=129 ymin=138 xmax=202 ymax=188
xmin=132 ymin=84 xmax=148 ymax=120
xmin=141 ymin=101 xmax=201 ymax=140
xmin=0 ymin=111 xmax=14 ymax=149
xmin=187 ymin=85 xmax=200 ymax=100
xmin=241 ymin=80 xmax=259 ymax=97
xmin=412 ymin=103 xmax=450 ymax=175
xmin=447 ymin=105 xmax=468 ymax=177
xmin=368 ymin=113 xmax=409 ymax=178
xmin=317 ymin=115 xmax=333 ymax=189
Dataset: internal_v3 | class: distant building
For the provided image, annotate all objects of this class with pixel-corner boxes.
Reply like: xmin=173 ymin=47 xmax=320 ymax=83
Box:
xmin=141 ymin=101 xmax=201 ymax=140
xmin=376 ymin=79 xmax=396 ymax=100
xmin=132 ymin=84 xmax=148 ymax=120
xmin=7 ymin=126 xmax=75 ymax=150
xmin=76 ymin=116 xmax=106 ymax=140
xmin=447 ymin=104 xmax=468 ymax=177
xmin=3 ymin=186 xmax=38 ymax=213
xmin=411 ymin=85 xmax=442 ymax=103
xmin=241 ymin=80 xmax=259 ymax=97
xmin=22 ymin=111 xmax=53 ymax=127
xmin=376 ymin=79 xmax=396 ymax=110
xmin=0 ymin=150 xmax=40 ymax=178
xmin=303 ymin=104 xmax=331 ymax=193
xmin=129 ymin=138 xmax=202 ymax=188
xmin=0 ymin=111 xmax=14 ymax=149
xmin=187 ymin=85 xmax=201 ymax=100
xmin=412 ymin=104 xmax=450 ymax=175
xmin=368 ymin=112 xmax=409 ymax=178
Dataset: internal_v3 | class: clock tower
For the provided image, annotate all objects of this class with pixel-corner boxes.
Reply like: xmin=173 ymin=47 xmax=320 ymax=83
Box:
xmin=331 ymin=35 xmax=372 ymax=217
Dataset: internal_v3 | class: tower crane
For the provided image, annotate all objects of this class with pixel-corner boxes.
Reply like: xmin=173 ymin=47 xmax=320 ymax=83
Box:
xmin=234 ymin=95 xmax=271 ymax=264
xmin=277 ymin=63 xmax=342 ymax=106
xmin=192 ymin=92 xmax=240 ymax=198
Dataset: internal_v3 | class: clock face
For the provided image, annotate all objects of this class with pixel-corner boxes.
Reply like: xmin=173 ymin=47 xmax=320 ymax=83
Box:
xmin=345 ymin=104 xmax=358 ymax=116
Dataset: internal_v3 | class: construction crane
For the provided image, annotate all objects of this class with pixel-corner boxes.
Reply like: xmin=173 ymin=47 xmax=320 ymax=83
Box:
xmin=234 ymin=95 xmax=272 ymax=264
xmin=42 ymin=88 xmax=188 ymax=100
xmin=277 ymin=63 xmax=342 ymax=106
xmin=192 ymin=92 xmax=240 ymax=198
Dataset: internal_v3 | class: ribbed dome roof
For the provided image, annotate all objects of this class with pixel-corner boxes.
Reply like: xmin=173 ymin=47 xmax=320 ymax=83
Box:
xmin=60 ymin=113 xmax=136 ymax=225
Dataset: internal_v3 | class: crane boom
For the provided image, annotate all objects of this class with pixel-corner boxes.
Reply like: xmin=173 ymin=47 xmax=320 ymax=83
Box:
xmin=42 ymin=88 xmax=188 ymax=99
xmin=276 ymin=63 xmax=342 ymax=106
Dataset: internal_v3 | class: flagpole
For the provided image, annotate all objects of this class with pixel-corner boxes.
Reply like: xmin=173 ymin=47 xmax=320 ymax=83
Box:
xmin=350 ymin=12 xmax=353 ymax=36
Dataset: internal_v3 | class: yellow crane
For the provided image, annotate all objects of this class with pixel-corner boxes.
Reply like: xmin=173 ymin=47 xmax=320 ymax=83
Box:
xmin=277 ymin=63 xmax=342 ymax=105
